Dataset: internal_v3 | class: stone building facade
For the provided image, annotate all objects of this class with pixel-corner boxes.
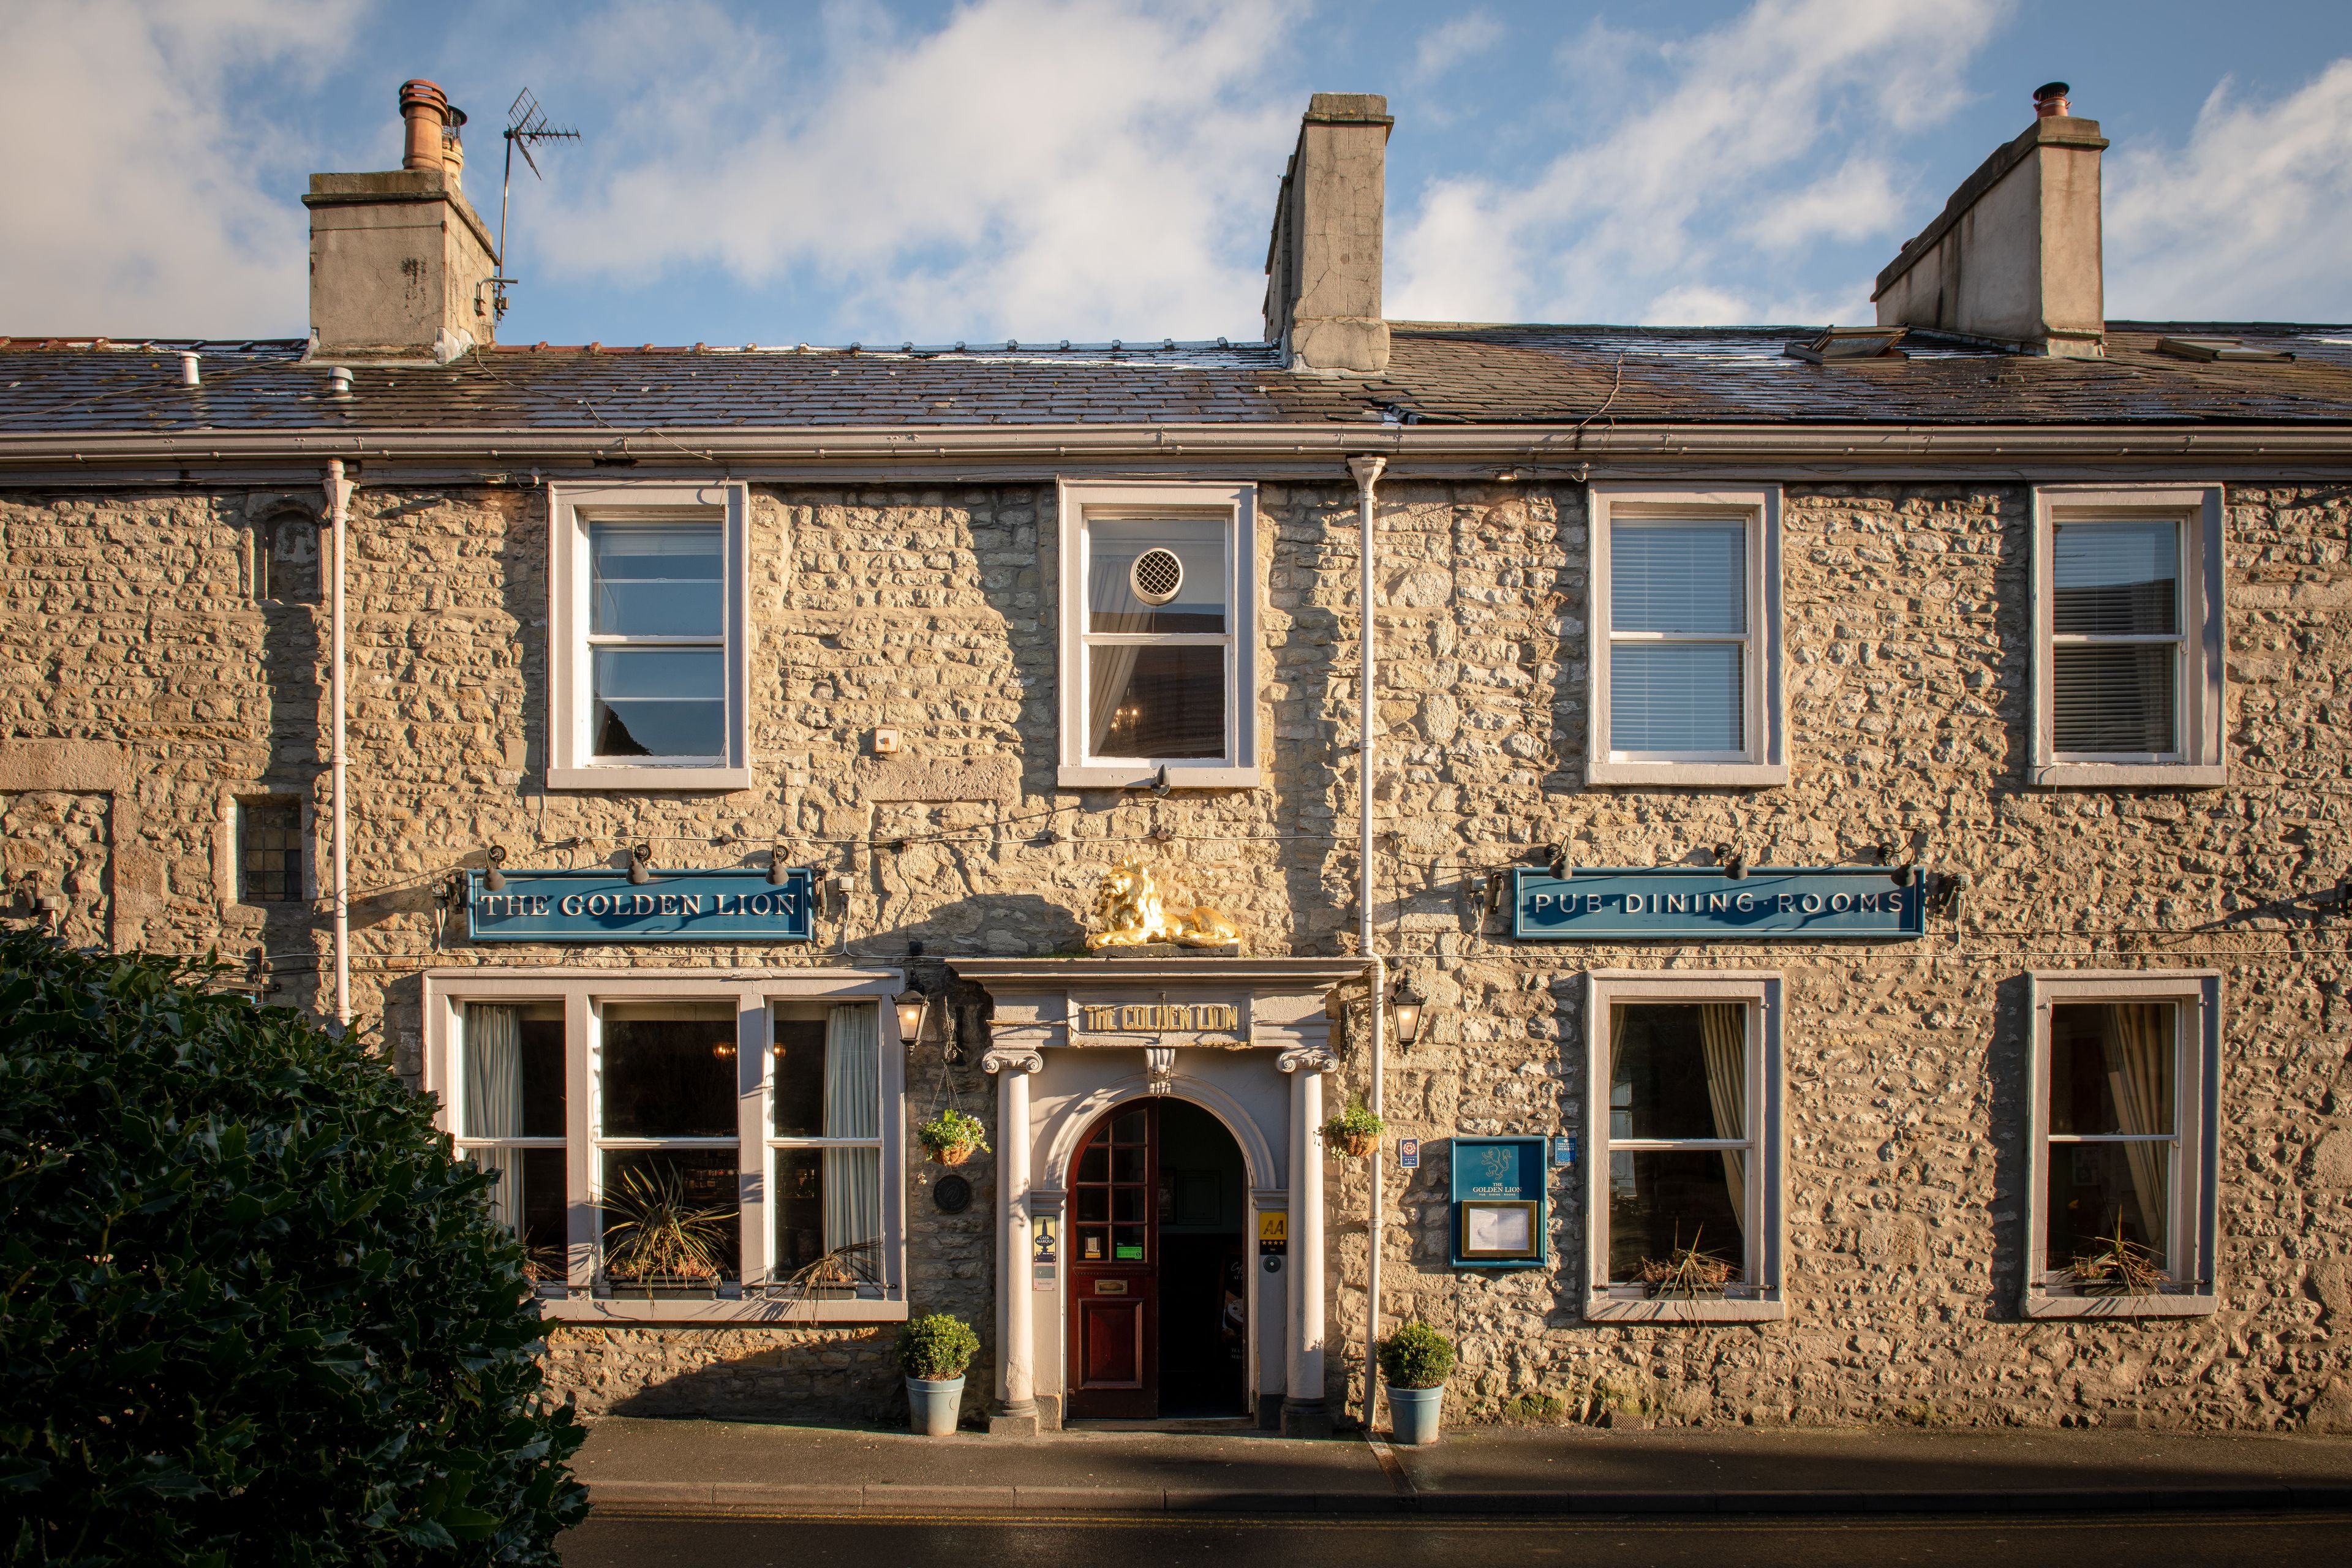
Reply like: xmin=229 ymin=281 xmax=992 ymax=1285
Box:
xmin=3 ymin=83 xmax=2350 ymax=1434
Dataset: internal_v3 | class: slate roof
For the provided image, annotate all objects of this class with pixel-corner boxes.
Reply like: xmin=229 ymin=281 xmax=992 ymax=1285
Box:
xmin=2 ymin=322 xmax=2350 ymax=437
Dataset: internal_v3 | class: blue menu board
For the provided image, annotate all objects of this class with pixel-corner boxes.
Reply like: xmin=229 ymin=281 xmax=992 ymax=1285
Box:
xmin=1450 ymin=1136 xmax=1548 ymax=1268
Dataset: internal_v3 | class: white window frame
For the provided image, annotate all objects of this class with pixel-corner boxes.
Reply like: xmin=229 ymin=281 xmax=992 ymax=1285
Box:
xmin=2023 ymin=969 xmax=2221 ymax=1320
xmin=423 ymin=967 xmax=909 ymax=1323
xmin=2030 ymin=485 xmax=2225 ymax=788
xmin=1056 ymin=479 xmax=1260 ymax=790
xmin=1586 ymin=484 xmax=1785 ymax=786
xmin=547 ymin=481 xmax=752 ymax=791
xmin=1583 ymin=970 xmax=1785 ymax=1322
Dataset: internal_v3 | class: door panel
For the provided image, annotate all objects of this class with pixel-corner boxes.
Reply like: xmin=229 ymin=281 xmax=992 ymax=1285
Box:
xmin=1066 ymin=1100 xmax=1158 ymax=1418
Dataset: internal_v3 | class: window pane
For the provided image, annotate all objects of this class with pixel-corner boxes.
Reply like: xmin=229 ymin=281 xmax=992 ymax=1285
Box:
xmin=600 ymin=1005 xmax=737 ymax=1137
xmin=1088 ymin=644 xmax=1226 ymax=759
xmin=1087 ymin=517 xmax=1226 ymax=633
xmin=1613 ymin=522 xmax=1744 ymax=635
xmin=772 ymin=1005 xmax=881 ymax=1137
xmin=2052 ymin=644 xmax=2175 ymax=753
xmin=592 ymin=648 xmax=726 ymax=758
xmin=237 ymin=800 xmax=301 ymax=904
xmin=1607 ymin=1148 xmax=1746 ymax=1284
xmin=462 ymin=1005 xmax=566 ymax=1139
xmin=2049 ymin=1003 xmax=2174 ymax=1137
xmin=1609 ymin=1004 xmax=1746 ymax=1142
xmin=773 ymin=1148 xmax=882 ymax=1284
xmin=2045 ymin=1140 xmax=2169 ymax=1270
xmin=601 ymin=1148 xmax=739 ymax=1284
xmin=1610 ymin=644 xmax=1741 ymax=753
xmin=2052 ymin=521 xmax=2177 ymax=636
xmin=590 ymin=522 xmax=725 ymax=636
xmin=466 ymin=1145 xmax=568 ymax=1283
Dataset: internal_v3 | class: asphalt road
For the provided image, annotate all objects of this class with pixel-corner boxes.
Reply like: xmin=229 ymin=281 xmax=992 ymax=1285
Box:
xmin=560 ymin=1511 xmax=2349 ymax=1567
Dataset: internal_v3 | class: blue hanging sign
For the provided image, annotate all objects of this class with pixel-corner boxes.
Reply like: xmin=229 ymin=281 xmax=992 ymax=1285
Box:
xmin=1512 ymin=865 xmax=1923 ymax=941
xmin=467 ymin=867 xmax=815 ymax=943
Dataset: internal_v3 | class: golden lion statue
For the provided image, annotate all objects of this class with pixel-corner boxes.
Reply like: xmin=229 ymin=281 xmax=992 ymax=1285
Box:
xmin=1087 ymin=859 xmax=1240 ymax=949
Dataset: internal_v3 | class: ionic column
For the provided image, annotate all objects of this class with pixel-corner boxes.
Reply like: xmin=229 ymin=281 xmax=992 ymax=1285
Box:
xmin=983 ymin=1043 xmax=1044 ymax=1436
xmin=1279 ymin=1042 xmax=1337 ymax=1437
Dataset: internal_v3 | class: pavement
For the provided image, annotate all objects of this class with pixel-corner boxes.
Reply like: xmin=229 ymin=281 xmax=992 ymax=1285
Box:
xmin=573 ymin=1416 xmax=2352 ymax=1518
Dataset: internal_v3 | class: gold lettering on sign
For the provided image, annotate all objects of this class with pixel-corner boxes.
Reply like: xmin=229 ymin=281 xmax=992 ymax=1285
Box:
xmin=1077 ymin=1002 xmax=1240 ymax=1034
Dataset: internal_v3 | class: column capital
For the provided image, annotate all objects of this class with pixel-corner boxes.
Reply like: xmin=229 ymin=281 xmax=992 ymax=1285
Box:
xmin=1278 ymin=1044 xmax=1338 ymax=1076
xmin=982 ymin=1044 xmax=1044 ymax=1076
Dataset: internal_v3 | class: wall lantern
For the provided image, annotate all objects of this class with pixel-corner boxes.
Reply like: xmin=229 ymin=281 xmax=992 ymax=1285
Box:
xmin=628 ymin=842 xmax=652 ymax=885
xmin=1544 ymin=843 xmax=1571 ymax=880
xmin=767 ymin=843 xmax=790 ymax=885
xmin=1389 ymin=971 xmax=1424 ymax=1047
xmin=894 ymin=982 xmax=929 ymax=1042
xmin=482 ymin=843 xmax=507 ymax=892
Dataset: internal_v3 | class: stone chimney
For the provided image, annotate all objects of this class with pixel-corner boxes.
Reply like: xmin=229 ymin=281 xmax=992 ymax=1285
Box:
xmin=1264 ymin=93 xmax=1392 ymax=375
xmin=1872 ymin=83 xmax=2109 ymax=357
xmin=303 ymin=79 xmax=497 ymax=361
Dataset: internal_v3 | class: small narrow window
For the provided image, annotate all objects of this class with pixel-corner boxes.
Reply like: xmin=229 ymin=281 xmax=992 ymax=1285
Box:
xmin=235 ymin=799 xmax=301 ymax=904
xmin=254 ymin=514 xmax=319 ymax=604
xmin=767 ymin=1003 xmax=883 ymax=1289
xmin=457 ymin=1002 xmax=568 ymax=1284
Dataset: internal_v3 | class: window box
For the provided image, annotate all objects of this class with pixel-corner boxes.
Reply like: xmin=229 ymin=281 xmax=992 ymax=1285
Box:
xmin=1586 ymin=486 xmax=1785 ymax=787
xmin=2030 ymin=486 xmax=2225 ymax=788
xmin=423 ymin=968 xmax=910 ymax=1323
xmin=1056 ymin=481 xmax=1260 ymax=790
xmin=546 ymin=481 xmax=752 ymax=791
xmin=1583 ymin=970 xmax=1786 ymax=1323
xmin=2022 ymin=970 xmax=2221 ymax=1319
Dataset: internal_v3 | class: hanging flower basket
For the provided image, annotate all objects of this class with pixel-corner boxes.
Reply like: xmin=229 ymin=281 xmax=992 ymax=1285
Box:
xmin=1321 ymin=1102 xmax=1385 ymax=1160
xmin=918 ymin=1108 xmax=990 ymax=1167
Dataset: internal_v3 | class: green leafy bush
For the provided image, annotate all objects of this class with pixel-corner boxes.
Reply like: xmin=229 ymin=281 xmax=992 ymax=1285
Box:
xmin=0 ymin=932 xmax=587 ymax=1564
xmin=1378 ymin=1320 xmax=1456 ymax=1389
xmin=896 ymin=1313 xmax=981 ymax=1381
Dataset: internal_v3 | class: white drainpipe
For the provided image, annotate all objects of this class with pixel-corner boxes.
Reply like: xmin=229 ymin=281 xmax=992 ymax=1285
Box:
xmin=1346 ymin=454 xmax=1387 ymax=1431
xmin=323 ymin=459 xmax=352 ymax=1027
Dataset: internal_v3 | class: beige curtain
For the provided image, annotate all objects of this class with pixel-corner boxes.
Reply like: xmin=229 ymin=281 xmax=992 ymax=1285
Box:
xmin=821 ymin=1003 xmax=883 ymax=1272
xmin=1086 ymin=549 xmax=1150 ymax=755
xmin=1698 ymin=1003 xmax=1747 ymax=1221
xmin=464 ymin=1003 xmax=523 ymax=1231
xmin=1607 ymin=1005 xmax=1635 ymax=1203
xmin=2103 ymin=1003 xmax=2174 ymax=1254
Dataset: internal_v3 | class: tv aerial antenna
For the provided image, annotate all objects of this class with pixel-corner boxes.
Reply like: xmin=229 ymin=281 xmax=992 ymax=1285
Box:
xmin=489 ymin=87 xmax=581 ymax=323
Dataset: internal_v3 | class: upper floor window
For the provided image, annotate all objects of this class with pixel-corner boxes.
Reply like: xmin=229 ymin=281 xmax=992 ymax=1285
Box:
xmin=1057 ymin=481 xmax=1260 ymax=789
xmin=235 ymin=797 xmax=303 ymax=904
xmin=2032 ymin=486 xmax=2224 ymax=788
xmin=548 ymin=483 xmax=751 ymax=791
xmin=2024 ymin=971 xmax=2220 ymax=1317
xmin=252 ymin=511 xmax=319 ymax=604
xmin=1586 ymin=486 xmax=1785 ymax=786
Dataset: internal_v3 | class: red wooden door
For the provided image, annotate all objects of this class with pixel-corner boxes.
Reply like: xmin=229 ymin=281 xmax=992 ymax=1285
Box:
xmin=1066 ymin=1101 xmax=1157 ymax=1419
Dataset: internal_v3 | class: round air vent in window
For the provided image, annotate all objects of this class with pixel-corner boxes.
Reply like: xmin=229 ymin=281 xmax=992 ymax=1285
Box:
xmin=1129 ymin=547 xmax=1185 ymax=606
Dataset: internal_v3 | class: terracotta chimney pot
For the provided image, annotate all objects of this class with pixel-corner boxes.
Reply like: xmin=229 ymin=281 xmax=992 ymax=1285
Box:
xmin=400 ymin=79 xmax=450 ymax=172
xmin=2034 ymin=81 xmax=2071 ymax=118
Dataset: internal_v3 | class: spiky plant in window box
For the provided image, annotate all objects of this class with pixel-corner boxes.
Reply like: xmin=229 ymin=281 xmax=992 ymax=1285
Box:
xmin=1634 ymin=1226 xmax=1738 ymax=1298
xmin=2067 ymin=1217 xmax=2170 ymax=1296
xmin=601 ymin=1163 xmax=735 ymax=1291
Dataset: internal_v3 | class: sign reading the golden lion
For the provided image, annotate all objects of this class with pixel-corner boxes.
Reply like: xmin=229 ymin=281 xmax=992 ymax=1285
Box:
xmin=1078 ymin=1003 xmax=1242 ymax=1033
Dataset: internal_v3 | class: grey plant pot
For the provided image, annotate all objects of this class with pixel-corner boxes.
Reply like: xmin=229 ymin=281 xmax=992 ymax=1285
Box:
xmin=905 ymin=1374 xmax=967 ymax=1437
xmin=1387 ymin=1383 xmax=1444 ymax=1446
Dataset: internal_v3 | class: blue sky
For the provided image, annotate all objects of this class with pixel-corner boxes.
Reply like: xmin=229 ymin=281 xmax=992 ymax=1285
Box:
xmin=7 ymin=1 xmax=2351 ymax=345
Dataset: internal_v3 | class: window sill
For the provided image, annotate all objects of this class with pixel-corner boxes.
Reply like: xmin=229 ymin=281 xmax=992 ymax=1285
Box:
xmin=2022 ymin=1292 xmax=2215 ymax=1320
xmin=538 ymin=1293 xmax=908 ymax=1324
xmin=2031 ymin=763 xmax=2225 ymax=790
xmin=546 ymin=765 xmax=752 ymax=793
xmin=1586 ymin=760 xmax=1788 ymax=789
xmin=1585 ymin=1294 xmax=1786 ymax=1323
xmin=1057 ymin=764 xmax=1261 ymax=791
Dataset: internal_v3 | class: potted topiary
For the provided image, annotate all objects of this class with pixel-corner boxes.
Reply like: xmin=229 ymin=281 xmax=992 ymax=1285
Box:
xmin=1320 ymin=1101 xmax=1384 ymax=1159
xmin=897 ymin=1312 xmax=981 ymax=1436
xmin=1378 ymin=1319 xmax=1455 ymax=1446
xmin=918 ymin=1107 xmax=990 ymax=1166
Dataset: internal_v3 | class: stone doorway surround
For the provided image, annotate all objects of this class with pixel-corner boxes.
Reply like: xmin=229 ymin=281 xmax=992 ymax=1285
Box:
xmin=949 ymin=957 xmax=1363 ymax=1438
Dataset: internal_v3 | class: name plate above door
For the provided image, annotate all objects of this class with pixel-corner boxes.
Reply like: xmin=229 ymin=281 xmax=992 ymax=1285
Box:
xmin=467 ymin=867 xmax=815 ymax=943
xmin=1512 ymin=866 xmax=1923 ymax=941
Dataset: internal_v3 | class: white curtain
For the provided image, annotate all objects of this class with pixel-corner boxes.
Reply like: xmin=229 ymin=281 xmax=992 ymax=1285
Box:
xmin=2104 ymin=1003 xmax=2174 ymax=1254
xmin=465 ymin=1003 xmax=523 ymax=1231
xmin=1698 ymin=1003 xmax=1748 ymax=1223
xmin=1607 ymin=1005 xmax=1635 ymax=1200
xmin=1086 ymin=548 xmax=1148 ymax=754
xmin=821 ymin=1003 xmax=883 ymax=1270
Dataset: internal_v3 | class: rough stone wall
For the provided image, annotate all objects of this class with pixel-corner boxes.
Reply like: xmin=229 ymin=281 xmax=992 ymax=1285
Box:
xmin=0 ymin=474 xmax=2343 ymax=1430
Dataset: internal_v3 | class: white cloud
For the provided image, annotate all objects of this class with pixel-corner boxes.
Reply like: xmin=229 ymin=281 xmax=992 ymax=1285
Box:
xmin=1411 ymin=12 xmax=1503 ymax=84
xmin=2106 ymin=61 xmax=2352 ymax=322
xmin=0 ymin=0 xmax=360 ymax=338
xmin=1389 ymin=0 xmax=2009 ymax=325
xmin=530 ymin=0 xmax=1306 ymax=341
